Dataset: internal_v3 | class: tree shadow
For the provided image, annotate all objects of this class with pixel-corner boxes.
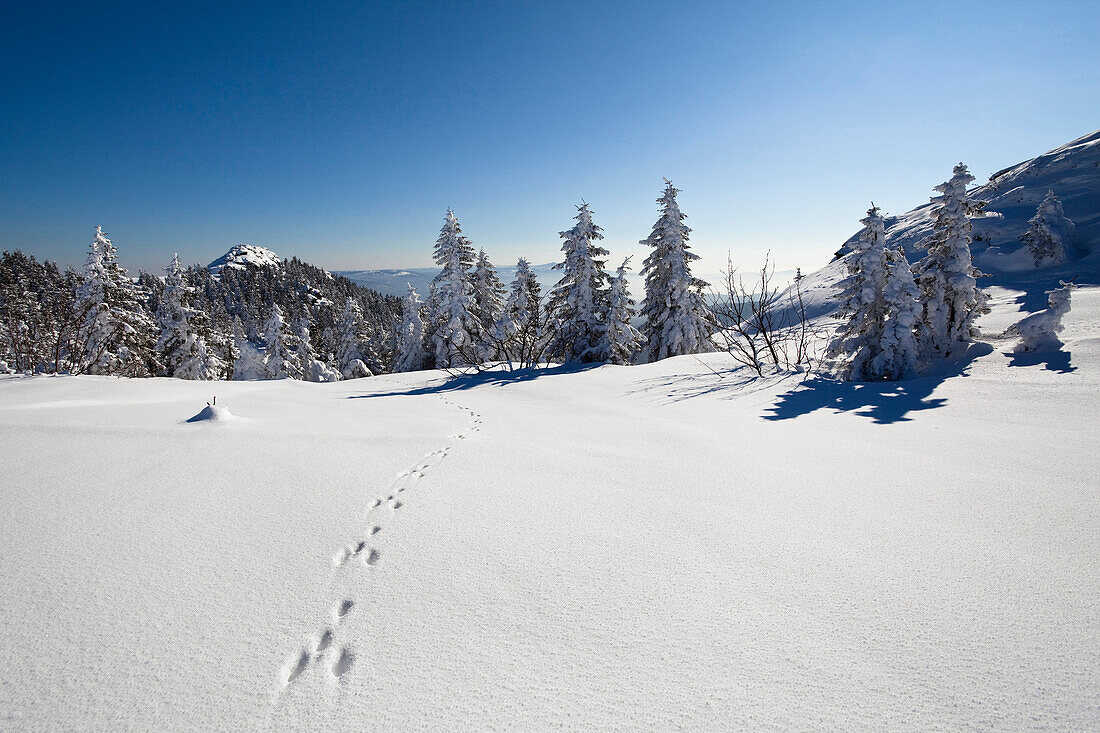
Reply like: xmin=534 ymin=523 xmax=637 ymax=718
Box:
xmin=625 ymin=367 xmax=799 ymax=404
xmin=1005 ymin=348 xmax=1075 ymax=374
xmin=763 ymin=343 xmax=993 ymax=425
xmin=347 ymin=362 xmax=604 ymax=399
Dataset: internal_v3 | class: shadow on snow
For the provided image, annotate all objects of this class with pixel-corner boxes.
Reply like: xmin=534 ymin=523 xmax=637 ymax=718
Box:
xmin=763 ymin=343 xmax=994 ymax=425
xmin=347 ymin=362 xmax=603 ymax=399
xmin=1004 ymin=347 xmax=1076 ymax=374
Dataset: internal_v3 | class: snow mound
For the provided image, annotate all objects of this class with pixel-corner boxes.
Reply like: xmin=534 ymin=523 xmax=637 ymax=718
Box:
xmin=186 ymin=403 xmax=233 ymax=422
xmin=207 ymin=244 xmax=281 ymax=275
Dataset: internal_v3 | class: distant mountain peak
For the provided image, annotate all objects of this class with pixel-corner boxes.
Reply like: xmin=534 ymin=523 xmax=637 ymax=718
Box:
xmin=208 ymin=244 xmax=282 ymax=274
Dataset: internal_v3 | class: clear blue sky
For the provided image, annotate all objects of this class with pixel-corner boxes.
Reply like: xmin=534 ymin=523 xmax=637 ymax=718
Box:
xmin=3 ymin=0 xmax=1098 ymax=278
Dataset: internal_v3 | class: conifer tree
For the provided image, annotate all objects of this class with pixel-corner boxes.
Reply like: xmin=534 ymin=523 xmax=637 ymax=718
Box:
xmin=1022 ymin=190 xmax=1075 ymax=268
xmin=429 ymin=210 xmax=481 ymax=368
xmin=639 ymin=181 xmax=713 ymax=362
xmin=492 ymin=258 xmax=544 ymax=366
xmin=547 ymin=202 xmax=611 ymax=363
xmin=71 ymin=226 xmax=156 ymax=376
xmin=605 ymin=257 xmax=645 ymax=365
xmin=826 ymin=206 xmax=921 ymax=381
xmin=296 ymin=310 xmax=341 ymax=382
xmin=155 ymin=253 xmax=225 ymax=379
xmin=871 ymin=246 xmax=922 ymax=380
xmin=394 ymin=284 xmax=428 ymax=373
xmin=334 ymin=297 xmax=373 ymax=378
xmin=472 ymin=249 xmax=505 ymax=335
xmin=914 ymin=163 xmax=989 ymax=358
xmin=261 ymin=303 xmax=302 ymax=379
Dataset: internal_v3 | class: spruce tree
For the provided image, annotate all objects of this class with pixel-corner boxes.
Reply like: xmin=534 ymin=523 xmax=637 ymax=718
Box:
xmin=294 ymin=310 xmax=340 ymax=382
xmin=429 ymin=210 xmax=481 ymax=368
xmin=1022 ymin=190 xmax=1075 ymax=268
xmin=155 ymin=253 xmax=225 ymax=380
xmin=472 ymin=249 xmax=505 ymax=345
xmin=639 ymin=181 xmax=713 ymax=362
xmin=914 ymin=163 xmax=989 ymax=358
xmin=71 ymin=226 xmax=156 ymax=376
xmin=262 ymin=303 xmax=302 ymax=379
xmin=492 ymin=258 xmax=544 ymax=367
xmin=334 ymin=297 xmax=373 ymax=378
xmin=605 ymin=257 xmax=645 ymax=365
xmin=826 ymin=206 xmax=922 ymax=381
xmin=547 ymin=202 xmax=611 ymax=363
xmin=394 ymin=284 xmax=428 ymax=373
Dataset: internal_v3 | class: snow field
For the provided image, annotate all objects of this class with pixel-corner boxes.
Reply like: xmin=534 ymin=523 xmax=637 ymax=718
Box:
xmin=0 ymin=287 xmax=1098 ymax=730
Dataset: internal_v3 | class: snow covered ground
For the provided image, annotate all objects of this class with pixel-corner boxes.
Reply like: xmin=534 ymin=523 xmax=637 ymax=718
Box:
xmin=2 ymin=281 xmax=1098 ymax=729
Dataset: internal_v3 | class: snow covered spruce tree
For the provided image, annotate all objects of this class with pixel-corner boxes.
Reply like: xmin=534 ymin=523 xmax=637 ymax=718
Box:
xmin=914 ymin=163 xmax=990 ymax=359
xmin=605 ymin=257 xmax=645 ymax=365
xmin=429 ymin=210 xmax=481 ymax=368
xmin=491 ymin=258 xmax=544 ymax=367
xmin=472 ymin=249 xmax=505 ymax=353
xmin=826 ymin=206 xmax=921 ymax=381
xmin=547 ymin=202 xmax=611 ymax=363
xmin=261 ymin=303 xmax=302 ymax=379
xmin=1022 ymin=190 xmax=1075 ymax=268
xmin=334 ymin=297 xmax=373 ymax=379
xmin=638 ymin=181 xmax=713 ymax=362
xmin=295 ymin=311 xmax=340 ymax=382
xmin=155 ymin=253 xmax=226 ymax=379
xmin=71 ymin=226 xmax=156 ymax=376
xmin=394 ymin=284 xmax=428 ymax=373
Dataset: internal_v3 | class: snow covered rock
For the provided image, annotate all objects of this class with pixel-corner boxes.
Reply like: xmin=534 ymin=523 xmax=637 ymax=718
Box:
xmin=208 ymin=244 xmax=282 ymax=275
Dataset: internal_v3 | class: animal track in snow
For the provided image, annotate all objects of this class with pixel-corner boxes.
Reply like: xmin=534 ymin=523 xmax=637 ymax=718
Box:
xmin=335 ymin=599 xmax=355 ymax=621
xmin=332 ymin=648 xmax=354 ymax=679
xmin=284 ymin=649 xmax=311 ymax=686
xmin=280 ymin=395 xmax=481 ymax=691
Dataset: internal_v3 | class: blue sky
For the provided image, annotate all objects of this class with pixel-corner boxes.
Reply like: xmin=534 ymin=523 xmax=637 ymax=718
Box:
xmin=3 ymin=0 xmax=1098 ymax=278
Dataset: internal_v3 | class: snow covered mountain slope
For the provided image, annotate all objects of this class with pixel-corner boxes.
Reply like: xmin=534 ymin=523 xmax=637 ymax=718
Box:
xmin=208 ymin=243 xmax=283 ymax=275
xmin=2 ymin=281 xmax=1098 ymax=729
xmin=793 ymin=129 xmax=1100 ymax=323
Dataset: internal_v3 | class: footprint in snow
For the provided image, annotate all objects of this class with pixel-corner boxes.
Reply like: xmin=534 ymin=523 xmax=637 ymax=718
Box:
xmin=371 ymin=525 xmax=382 ymax=535
xmin=316 ymin=629 xmax=333 ymax=654
xmin=332 ymin=649 xmax=354 ymax=679
xmin=285 ymin=649 xmax=311 ymax=686
xmin=364 ymin=549 xmax=381 ymax=566
xmin=335 ymin=599 xmax=354 ymax=621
